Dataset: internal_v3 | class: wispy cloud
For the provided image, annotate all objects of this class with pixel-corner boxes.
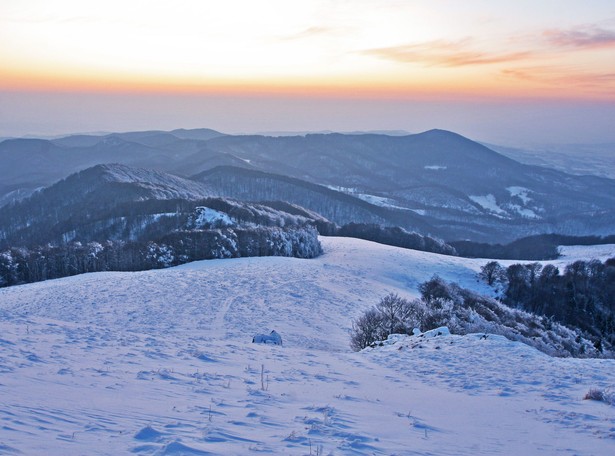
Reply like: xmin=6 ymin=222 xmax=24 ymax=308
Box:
xmin=502 ymin=66 xmax=615 ymax=90
xmin=544 ymin=26 xmax=615 ymax=49
xmin=362 ymin=39 xmax=531 ymax=67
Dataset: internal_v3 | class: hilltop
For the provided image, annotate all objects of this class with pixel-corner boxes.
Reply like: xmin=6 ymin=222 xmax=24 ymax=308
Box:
xmin=1 ymin=237 xmax=614 ymax=455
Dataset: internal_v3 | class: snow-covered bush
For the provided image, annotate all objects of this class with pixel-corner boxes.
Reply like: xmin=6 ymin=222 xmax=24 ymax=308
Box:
xmin=0 ymin=250 xmax=16 ymax=286
xmin=584 ymin=388 xmax=615 ymax=405
xmin=350 ymin=293 xmax=426 ymax=351
xmin=351 ymin=277 xmax=611 ymax=358
xmin=350 ymin=308 xmax=386 ymax=351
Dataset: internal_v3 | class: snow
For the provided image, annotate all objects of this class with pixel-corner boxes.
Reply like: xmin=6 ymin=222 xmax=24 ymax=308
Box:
xmin=469 ymin=194 xmax=508 ymax=216
xmin=0 ymin=237 xmax=614 ymax=455
xmin=193 ymin=207 xmax=235 ymax=228
xmin=507 ymin=186 xmax=533 ymax=205
xmin=503 ymin=187 xmax=541 ymax=219
xmin=325 ymin=185 xmax=358 ymax=193
xmin=355 ymin=193 xmax=410 ymax=210
xmin=325 ymin=184 xmax=411 ymax=210
xmin=506 ymin=203 xmax=540 ymax=219
xmin=470 ymin=192 xmax=541 ymax=219
xmin=151 ymin=212 xmax=179 ymax=221
xmin=558 ymin=244 xmax=615 ymax=262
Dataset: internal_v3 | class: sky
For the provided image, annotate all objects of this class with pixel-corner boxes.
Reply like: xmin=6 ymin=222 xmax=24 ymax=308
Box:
xmin=1 ymin=0 xmax=615 ymax=145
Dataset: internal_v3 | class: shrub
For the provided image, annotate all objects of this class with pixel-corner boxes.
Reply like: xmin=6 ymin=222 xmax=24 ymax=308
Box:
xmin=350 ymin=277 xmax=612 ymax=358
xmin=584 ymin=388 xmax=615 ymax=405
xmin=350 ymin=293 xmax=425 ymax=351
xmin=350 ymin=308 xmax=385 ymax=352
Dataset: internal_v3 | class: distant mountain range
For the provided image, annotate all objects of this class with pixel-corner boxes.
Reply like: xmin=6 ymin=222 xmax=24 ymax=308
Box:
xmin=1 ymin=128 xmax=614 ymax=244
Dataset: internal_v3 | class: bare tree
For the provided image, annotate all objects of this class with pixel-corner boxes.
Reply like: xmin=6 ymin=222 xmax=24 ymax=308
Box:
xmin=479 ymin=261 xmax=506 ymax=287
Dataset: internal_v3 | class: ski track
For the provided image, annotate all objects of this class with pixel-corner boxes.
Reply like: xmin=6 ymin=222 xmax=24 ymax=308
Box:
xmin=0 ymin=237 xmax=614 ymax=455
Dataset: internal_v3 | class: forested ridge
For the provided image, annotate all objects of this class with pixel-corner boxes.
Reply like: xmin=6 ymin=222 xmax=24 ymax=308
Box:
xmin=0 ymin=200 xmax=323 ymax=288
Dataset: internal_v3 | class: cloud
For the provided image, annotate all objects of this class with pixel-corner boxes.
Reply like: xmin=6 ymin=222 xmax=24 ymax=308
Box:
xmin=502 ymin=66 xmax=615 ymax=89
xmin=544 ymin=26 xmax=615 ymax=49
xmin=362 ymin=39 xmax=531 ymax=67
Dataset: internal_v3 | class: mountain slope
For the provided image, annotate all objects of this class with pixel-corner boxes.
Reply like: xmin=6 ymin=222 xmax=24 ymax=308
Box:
xmin=0 ymin=129 xmax=226 ymax=205
xmin=2 ymin=128 xmax=615 ymax=242
xmin=0 ymin=164 xmax=216 ymax=247
xmin=0 ymin=139 xmax=74 ymax=201
xmin=0 ymin=237 xmax=613 ymax=455
xmin=193 ymin=130 xmax=615 ymax=241
xmin=193 ymin=165 xmax=435 ymax=232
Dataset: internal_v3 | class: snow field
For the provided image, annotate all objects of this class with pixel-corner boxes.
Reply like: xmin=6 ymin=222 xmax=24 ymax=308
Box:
xmin=0 ymin=237 xmax=614 ymax=455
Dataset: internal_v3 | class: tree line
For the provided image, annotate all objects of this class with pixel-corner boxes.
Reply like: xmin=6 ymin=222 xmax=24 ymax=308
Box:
xmin=335 ymin=223 xmax=456 ymax=255
xmin=0 ymin=225 xmax=322 ymax=288
xmin=480 ymin=257 xmax=615 ymax=349
xmin=350 ymin=277 xmax=607 ymax=358
xmin=451 ymin=234 xmax=615 ymax=260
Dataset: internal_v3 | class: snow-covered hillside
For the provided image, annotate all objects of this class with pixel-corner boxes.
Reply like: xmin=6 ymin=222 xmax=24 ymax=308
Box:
xmin=1 ymin=238 xmax=614 ymax=455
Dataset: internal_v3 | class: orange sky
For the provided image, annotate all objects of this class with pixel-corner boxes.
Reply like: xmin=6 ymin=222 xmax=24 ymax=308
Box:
xmin=1 ymin=0 xmax=615 ymax=143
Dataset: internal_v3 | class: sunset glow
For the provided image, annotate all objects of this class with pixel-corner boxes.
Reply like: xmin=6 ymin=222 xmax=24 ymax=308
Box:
xmin=1 ymin=0 xmax=615 ymax=143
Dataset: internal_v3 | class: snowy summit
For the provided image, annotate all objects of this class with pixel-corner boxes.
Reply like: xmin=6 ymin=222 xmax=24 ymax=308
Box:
xmin=0 ymin=237 xmax=614 ymax=455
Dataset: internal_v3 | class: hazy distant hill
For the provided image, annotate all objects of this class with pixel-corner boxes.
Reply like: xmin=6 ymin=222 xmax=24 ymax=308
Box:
xmin=488 ymin=142 xmax=615 ymax=180
xmin=1 ymin=128 xmax=614 ymax=243
xmin=0 ymin=129 xmax=226 ymax=206
xmin=188 ymin=130 xmax=615 ymax=241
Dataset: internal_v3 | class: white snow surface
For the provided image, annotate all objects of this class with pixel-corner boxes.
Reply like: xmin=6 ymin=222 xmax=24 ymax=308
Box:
xmin=1 ymin=237 xmax=614 ymax=455
xmin=469 ymin=194 xmax=508 ymax=216
xmin=504 ymin=187 xmax=541 ymax=219
xmin=325 ymin=184 xmax=410 ymax=211
xmin=506 ymin=203 xmax=540 ymax=219
xmin=558 ymin=244 xmax=615 ymax=262
xmin=507 ymin=186 xmax=533 ymax=204
xmin=193 ymin=207 xmax=235 ymax=227
xmin=470 ymin=193 xmax=541 ymax=219
xmin=355 ymin=193 xmax=410 ymax=211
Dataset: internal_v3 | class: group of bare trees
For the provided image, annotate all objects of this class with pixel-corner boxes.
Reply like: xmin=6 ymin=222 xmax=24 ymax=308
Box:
xmin=480 ymin=258 xmax=615 ymax=347
xmin=351 ymin=276 xmax=610 ymax=358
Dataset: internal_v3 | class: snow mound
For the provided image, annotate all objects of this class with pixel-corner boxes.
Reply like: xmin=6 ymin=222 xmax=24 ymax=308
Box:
xmin=134 ymin=426 xmax=165 ymax=441
xmin=374 ymin=327 xmax=451 ymax=347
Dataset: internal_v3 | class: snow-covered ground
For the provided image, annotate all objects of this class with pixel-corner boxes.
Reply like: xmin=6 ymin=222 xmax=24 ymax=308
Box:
xmin=1 ymin=237 xmax=614 ymax=455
